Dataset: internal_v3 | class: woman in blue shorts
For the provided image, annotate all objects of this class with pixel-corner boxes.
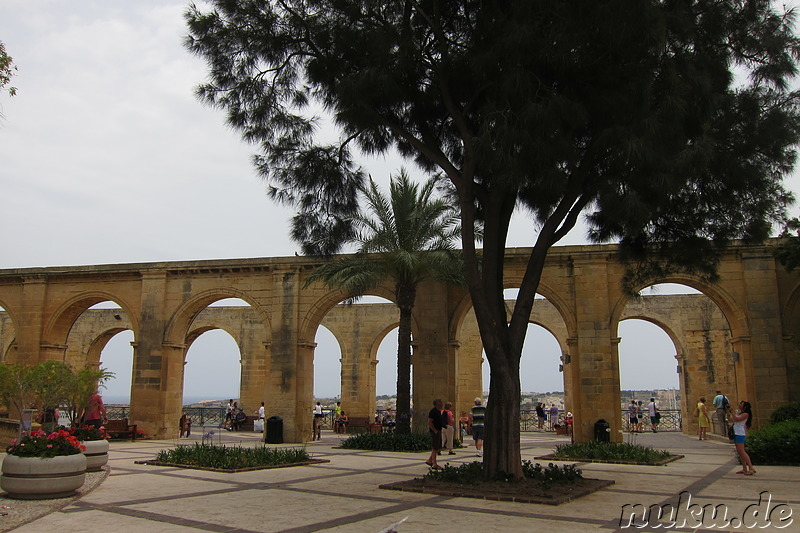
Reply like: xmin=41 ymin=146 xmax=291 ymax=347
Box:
xmin=730 ymin=400 xmax=755 ymax=475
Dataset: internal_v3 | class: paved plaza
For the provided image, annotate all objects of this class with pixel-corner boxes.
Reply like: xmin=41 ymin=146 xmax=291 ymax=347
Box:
xmin=6 ymin=430 xmax=799 ymax=532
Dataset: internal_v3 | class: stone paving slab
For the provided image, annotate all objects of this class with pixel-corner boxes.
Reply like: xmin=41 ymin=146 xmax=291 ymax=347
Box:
xmin=7 ymin=431 xmax=800 ymax=532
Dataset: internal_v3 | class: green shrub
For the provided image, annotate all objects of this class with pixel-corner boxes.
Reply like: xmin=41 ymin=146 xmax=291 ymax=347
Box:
xmin=553 ymin=441 xmax=671 ymax=464
xmin=423 ymin=460 xmax=582 ymax=490
xmin=154 ymin=443 xmax=310 ymax=469
xmin=769 ymin=402 xmax=800 ymax=424
xmin=745 ymin=420 xmax=800 ymax=465
xmin=339 ymin=431 xmax=431 ymax=451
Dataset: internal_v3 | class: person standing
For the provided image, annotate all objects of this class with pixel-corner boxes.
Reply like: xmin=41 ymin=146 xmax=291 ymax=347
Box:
xmin=712 ymin=390 xmax=729 ymax=437
xmin=549 ymin=403 xmax=559 ymax=430
xmin=629 ymin=400 xmax=639 ymax=433
xmin=333 ymin=402 xmax=343 ymax=433
xmin=225 ymin=399 xmax=235 ymax=430
xmin=257 ymin=401 xmax=265 ymax=420
xmin=636 ymin=401 xmax=644 ymax=432
xmin=470 ymin=397 xmax=486 ymax=457
xmin=441 ymin=401 xmax=456 ymax=455
xmin=697 ymin=397 xmax=710 ymax=440
xmin=648 ymin=398 xmax=660 ymax=432
xmin=83 ymin=392 xmax=107 ymax=429
xmin=426 ymin=399 xmax=444 ymax=469
xmin=535 ymin=402 xmax=545 ymax=430
xmin=730 ymin=400 xmax=755 ymax=475
xmin=312 ymin=401 xmax=324 ymax=440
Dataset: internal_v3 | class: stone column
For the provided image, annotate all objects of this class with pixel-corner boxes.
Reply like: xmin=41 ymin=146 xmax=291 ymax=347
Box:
xmin=14 ymin=275 xmax=48 ymax=365
xmin=738 ymin=250 xmax=789 ymax=424
xmin=569 ymin=258 xmax=621 ymax=442
xmin=264 ymin=268 xmax=307 ymax=442
xmin=410 ymin=281 xmax=453 ymax=431
xmin=128 ymin=271 xmax=179 ymax=439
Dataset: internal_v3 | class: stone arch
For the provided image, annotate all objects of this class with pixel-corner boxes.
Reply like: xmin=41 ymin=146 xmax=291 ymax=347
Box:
xmin=0 ymin=297 xmax=17 ymax=362
xmin=616 ymin=315 xmax=684 ymax=358
xmin=448 ymin=280 xmax=576 ymax=342
xmin=610 ymin=276 xmax=747 ymax=341
xmin=86 ymin=327 xmax=132 ymax=368
xmin=163 ymin=288 xmax=270 ymax=346
xmin=184 ymin=324 xmax=247 ymax=355
xmin=43 ymin=292 xmax=139 ymax=347
xmin=369 ymin=321 xmax=402 ymax=362
xmin=299 ymin=285 xmax=398 ymax=343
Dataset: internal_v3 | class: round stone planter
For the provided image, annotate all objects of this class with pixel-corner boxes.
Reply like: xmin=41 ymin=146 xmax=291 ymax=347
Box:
xmin=1 ymin=453 xmax=87 ymax=499
xmin=81 ymin=439 xmax=109 ymax=471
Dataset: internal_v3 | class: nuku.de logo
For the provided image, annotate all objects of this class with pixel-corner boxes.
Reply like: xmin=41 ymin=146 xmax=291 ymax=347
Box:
xmin=619 ymin=491 xmax=793 ymax=529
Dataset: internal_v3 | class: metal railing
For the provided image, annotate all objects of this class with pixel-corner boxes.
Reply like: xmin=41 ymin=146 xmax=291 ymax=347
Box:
xmin=104 ymin=405 xmax=682 ymax=433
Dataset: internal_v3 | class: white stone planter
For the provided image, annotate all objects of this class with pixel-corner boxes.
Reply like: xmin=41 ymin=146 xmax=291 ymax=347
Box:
xmin=1 ymin=453 xmax=87 ymax=499
xmin=81 ymin=439 xmax=109 ymax=471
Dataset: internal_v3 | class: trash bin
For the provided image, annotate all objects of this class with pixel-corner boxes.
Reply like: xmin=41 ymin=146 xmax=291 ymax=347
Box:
xmin=266 ymin=416 xmax=283 ymax=444
xmin=594 ymin=419 xmax=610 ymax=442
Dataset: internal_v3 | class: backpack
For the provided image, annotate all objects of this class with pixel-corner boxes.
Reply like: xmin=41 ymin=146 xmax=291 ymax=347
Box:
xmin=721 ymin=396 xmax=729 ymax=409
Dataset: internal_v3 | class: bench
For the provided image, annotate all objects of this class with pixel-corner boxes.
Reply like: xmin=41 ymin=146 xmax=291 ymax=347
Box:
xmin=345 ymin=416 xmax=371 ymax=434
xmin=106 ymin=418 xmax=137 ymax=441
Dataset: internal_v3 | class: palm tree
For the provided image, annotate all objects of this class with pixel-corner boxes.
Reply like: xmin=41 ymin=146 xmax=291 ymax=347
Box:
xmin=307 ymin=170 xmax=463 ymax=433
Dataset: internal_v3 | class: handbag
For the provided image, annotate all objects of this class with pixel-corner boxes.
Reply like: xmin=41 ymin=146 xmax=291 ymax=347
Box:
xmin=727 ymin=425 xmax=735 ymax=440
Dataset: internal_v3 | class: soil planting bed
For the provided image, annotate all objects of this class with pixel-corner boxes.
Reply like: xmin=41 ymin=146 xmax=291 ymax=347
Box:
xmin=379 ymin=476 xmax=614 ymax=505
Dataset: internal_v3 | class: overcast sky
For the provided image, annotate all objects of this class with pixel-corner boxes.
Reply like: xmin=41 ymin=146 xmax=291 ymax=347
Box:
xmin=1 ymin=1 xmax=796 ymax=405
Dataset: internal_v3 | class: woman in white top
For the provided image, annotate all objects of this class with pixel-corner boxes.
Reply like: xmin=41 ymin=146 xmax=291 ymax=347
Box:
xmin=729 ymin=400 xmax=755 ymax=475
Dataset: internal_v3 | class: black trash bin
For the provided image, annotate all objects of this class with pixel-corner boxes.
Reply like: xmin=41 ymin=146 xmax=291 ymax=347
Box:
xmin=594 ymin=419 xmax=610 ymax=442
xmin=266 ymin=416 xmax=283 ymax=444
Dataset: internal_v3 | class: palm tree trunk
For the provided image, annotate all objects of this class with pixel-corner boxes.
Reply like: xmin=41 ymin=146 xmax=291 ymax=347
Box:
xmin=395 ymin=283 xmax=416 ymax=434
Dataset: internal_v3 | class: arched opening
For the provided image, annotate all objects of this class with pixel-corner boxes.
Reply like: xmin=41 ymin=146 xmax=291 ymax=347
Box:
xmin=376 ymin=327 xmax=400 ymax=407
xmin=616 ymin=283 xmax=733 ymax=435
xmin=314 ymin=324 xmax=341 ymax=400
xmin=63 ymin=301 xmax=134 ymax=417
xmin=100 ymin=330 xmax=135 ymax=404
xmin=0 ymin=304 xmax=15 ymax=362
xmin=184 ymin=329 xmax=241 ymax=404
xmin=183 ymin=298 xmax=250 ymax=407
xmin=315 ymin=294 xmax=400 ymax=430
xmin=475 ymin=289 xmax=569 ymax=430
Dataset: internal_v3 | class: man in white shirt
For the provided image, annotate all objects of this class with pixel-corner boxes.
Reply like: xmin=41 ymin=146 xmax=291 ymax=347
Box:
xmin=648 ymin=398 xmax=659 ymax=433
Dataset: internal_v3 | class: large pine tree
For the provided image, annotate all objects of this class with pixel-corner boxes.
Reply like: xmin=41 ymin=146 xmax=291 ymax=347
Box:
xmin=186 ymin=0 xmax=800 ymax=478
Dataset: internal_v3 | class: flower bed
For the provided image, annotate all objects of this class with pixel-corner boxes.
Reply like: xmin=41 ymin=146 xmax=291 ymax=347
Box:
xmin=136 ymin=443 xmax=327 ymax=472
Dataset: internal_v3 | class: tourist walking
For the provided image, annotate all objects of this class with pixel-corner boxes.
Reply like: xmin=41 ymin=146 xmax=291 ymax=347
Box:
xmin=729 ymin=400 xmax=755 ymax=475
xmin=426 ymin=399 xmax=444 ymax=469
xmin=712 ymin=390 xmax=730 ymax=437
xmin=648 ymin=398 xmax=660 ymax=432
xmin=696 ymin=397 xmax=710 ymax=440
xmin=441 ymin=401 xmax=456 ymax=455
xmin=470 ymin=397 xmax=486 ymax=457
xmin=312 ymin=401 xmax=324 ymax=440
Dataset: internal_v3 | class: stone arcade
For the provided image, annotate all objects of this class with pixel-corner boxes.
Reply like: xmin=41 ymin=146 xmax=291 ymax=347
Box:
xmin=0 ymin=241 xmax=797 ymax=442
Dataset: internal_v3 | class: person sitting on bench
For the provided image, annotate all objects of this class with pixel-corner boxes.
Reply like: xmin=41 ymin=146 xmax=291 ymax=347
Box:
xmin=231 ymin=408 xmax=248 ymax=431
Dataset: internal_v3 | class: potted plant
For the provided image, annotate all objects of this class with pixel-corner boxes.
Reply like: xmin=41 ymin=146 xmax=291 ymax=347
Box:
xmin=1 ymin=429 xmax=87 ymax=499
xmin=69 ymin=425 xmax=110 ymax=471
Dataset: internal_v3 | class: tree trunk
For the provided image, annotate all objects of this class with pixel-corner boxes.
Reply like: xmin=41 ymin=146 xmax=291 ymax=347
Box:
xmin=483 ymin=348 xmax=523 ymax=479
xmin=395 ymin=283 xmax=415 ymax=434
